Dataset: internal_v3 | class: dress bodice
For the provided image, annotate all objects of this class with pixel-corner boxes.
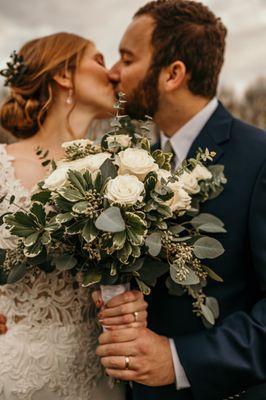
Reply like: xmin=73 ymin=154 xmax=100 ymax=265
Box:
xmin=0 ymin=144 xmax=104 ymax=400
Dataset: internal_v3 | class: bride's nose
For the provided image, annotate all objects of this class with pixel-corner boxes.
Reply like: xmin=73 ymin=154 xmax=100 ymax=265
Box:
xmin=108 ymin=62 xmax=120 ymax=84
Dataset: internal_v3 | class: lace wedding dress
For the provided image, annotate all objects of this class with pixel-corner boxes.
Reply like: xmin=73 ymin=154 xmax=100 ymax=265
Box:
xmin=0 ymin=144 xmax=125 ymax=400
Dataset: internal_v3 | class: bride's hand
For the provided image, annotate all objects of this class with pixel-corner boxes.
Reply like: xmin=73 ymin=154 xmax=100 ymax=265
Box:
xmin=0 ymin=314 xmax=7 ymax=334
xmin=92 ymin=290 xmax=148 ymax=330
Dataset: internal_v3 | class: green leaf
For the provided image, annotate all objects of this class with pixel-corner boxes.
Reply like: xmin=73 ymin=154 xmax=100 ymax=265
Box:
xmin=100 ymin=158 xmax=117 ymax=183
xmin=41 ymin=231 xmax=51 ymax=245
xmin=198 ymin=223 xmax=226 ymax=233
xmin=31 ymin=190 xmax=51 ymax=205
xmin=125 ymin=212 xmax=147 ymax=235
xmin=67 ymin=169 xmax=87 ymax=193
xmin=57 ymin=187 xmax=85 ymax=202
xmin=45 ymin=217 xmax=61 ymax=232
xmin=95 ymin=207 xmax=125 ymax=233
xmin=170 ymin=266 xmax=200 ymax=285
xmin=23 ymin=232 xmax=40 ymax=247
xmin=157 ymin=204 xmax=173 ymax=218
xmin=7 ymin=263 xmax=27 ymax=284
xmin=113 ymin=231 xmax=126 ymax=249
xmin=83 ymin=170 xmax=93 ymax=188
xmin=72 ymin=201 xmax=89 ymax=214
xmin=24 ymin=239 xmax=43 ymax=257
xmin=135 ymin=278 xmax=151 ymax=295
xmin=117 ymin=241 xmax=132 ymax=263
xmin=53 ymin=254 xmax=77 ymax=271
xmin=169 ymin=225 xmax=186 ymax=235
xmin=165 ymin=277 xmax=186 ymax=296
xmin=122 ymin=258 xmax=144 ymax=273
xmin=139 ymin=258 xmax=169 ymax=286
xmin=30 ymin=203 xmax=46 ymax=226
xmin=201 ymin=304 xmax=215 ymax=325
xmin=145 ymin=232 xmax=162 ymax=257
xmin=126 ymin=228 xmax=143 ymax=246
xmin=206 ymin=296 xmax=219 ymax=319
xmin=82 ymin=269 xmax=102 ymax=287
xmin=66 ymin=220 xmax=86 ymax=235
xmin=54 ymin=196 xmax=73 ymax=212
xmin=56 ymin=212 xmax=74 ymax=224
xmin=202 ymin=265 xmax=224 ymax=282
xmin=94 ymin=172 xmax=102 ymax=192
xmin=12 ymin=212 xmax=36 ymax=228
xmin=193 ymin=237 xmax=225 ymax=259
xmin=0 ymin=249 xmax=6 ymax=265
xmin=144 ymin=172 xmax=157 ymax=193
xmin=82 ymin=221 xmax=98 ymax=243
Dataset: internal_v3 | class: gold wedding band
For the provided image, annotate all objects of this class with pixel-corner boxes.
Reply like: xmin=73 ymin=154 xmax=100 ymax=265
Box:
xmin=125 ymin=356 xmax=130 ymax=370
xmin=133 ymin=311 xmax=139 ymax=322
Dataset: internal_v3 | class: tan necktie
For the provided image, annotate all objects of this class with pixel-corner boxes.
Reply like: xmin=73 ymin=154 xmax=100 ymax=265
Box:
xmin=163 ymin=139 xmax=176 ymax=172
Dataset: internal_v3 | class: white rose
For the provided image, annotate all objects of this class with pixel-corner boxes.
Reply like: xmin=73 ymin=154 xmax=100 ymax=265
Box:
xmin=192 ymin=164 xmax=212 ymax=181
xmin=156 ymin=169 xmax=191 ymax=212
xmin=61 ymin=139 xmax=93 ymax=149
xmin=43 ymin=165 xmax=70 ymax=190
xmin=105 ymin=175 xmax=145 ymax=205
xmin=116 ymin=148 xmax=158 ymax=181
xmin=106 ymin=135 xmax=132 ymax=149
xmin=179 ymin=171 xmax=200 ymax=194
xmin=43 ymin=153 xmax=111 ymax=190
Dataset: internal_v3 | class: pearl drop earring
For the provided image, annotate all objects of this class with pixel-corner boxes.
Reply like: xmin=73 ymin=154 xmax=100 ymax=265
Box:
xmin=66 ymin=89 xmax=73 ymax=105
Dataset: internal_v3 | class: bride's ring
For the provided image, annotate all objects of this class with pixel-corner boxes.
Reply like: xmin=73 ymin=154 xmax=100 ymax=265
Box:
xmin=125 ymin=356 xmax=130 ymax=370
xmin=133 ymin=311 xmax=138 ymax=322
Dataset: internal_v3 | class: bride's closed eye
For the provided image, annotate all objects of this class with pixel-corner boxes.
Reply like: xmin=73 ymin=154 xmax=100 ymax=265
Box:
xmin=94 ymin=53 xmax=106 ymax=67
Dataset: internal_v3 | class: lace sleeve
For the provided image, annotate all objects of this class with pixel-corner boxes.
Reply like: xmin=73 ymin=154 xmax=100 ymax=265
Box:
xmin=0 ymin=144 xmax=30 ymax=249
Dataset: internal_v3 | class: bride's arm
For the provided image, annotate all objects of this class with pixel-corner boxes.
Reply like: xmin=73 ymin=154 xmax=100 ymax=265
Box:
xmin=0 ymin=314 xmax=7 ymax=334
xmin=92 ymin=290 xmax=148 ymax=330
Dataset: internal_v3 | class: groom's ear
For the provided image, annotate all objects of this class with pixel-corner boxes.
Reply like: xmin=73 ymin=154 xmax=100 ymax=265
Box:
xmin=52 ymin=68 xmax=73 ymax=90
xmin=161 ymin=61 xmax=188 ymax=92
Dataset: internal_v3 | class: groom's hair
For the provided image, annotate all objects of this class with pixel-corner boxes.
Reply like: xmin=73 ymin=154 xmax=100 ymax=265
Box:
xmin=135 ymin=0 xmax=227 ymax=98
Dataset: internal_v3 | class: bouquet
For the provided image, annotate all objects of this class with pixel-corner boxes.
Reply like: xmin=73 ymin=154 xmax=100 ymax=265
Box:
xmin=0 ymin=94 xmax=227 ymax=326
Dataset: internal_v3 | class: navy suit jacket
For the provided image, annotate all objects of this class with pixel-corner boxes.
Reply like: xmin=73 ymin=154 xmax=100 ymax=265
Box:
xmin=132 ymin=103 xmax=266 ymax=400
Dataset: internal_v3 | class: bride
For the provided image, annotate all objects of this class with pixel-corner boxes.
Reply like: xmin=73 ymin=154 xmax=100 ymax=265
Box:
xmin=0 ymin=32 xmax=147 ymax=400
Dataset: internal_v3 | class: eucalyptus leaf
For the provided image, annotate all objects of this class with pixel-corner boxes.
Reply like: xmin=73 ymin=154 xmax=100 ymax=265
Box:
xmin=7 ymin=263 xmax=27 ymax=284
xmin=95 ymin=207 xmax=125 ymax=233
xmin=193 ymin=237 xmax=225 ymax=259
xmin=145 ymin=232 xmax=162 ymax=257
xmin=54 ymin=254 xmax=77 ymax=271
xmin=191 ymin=213 xmax=224 ymax=229
xmin=170 ymin=265 xmax=200 ymax=285
xmin=198 ymin=223 xmax=226 ymax=233
xmin=202 ymin=265 xmax=224 ymax=282
xmin=206 ymin=296 xmax=219 ymax=319
xmin=165 ymin=276 xmax=186 ymax=296
xmin=201 ymin=304 xmax=215 ymax=325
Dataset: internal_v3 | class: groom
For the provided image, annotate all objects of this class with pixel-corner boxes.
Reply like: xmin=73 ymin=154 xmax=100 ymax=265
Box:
xmin=96 ymin=1 xmax=266 ymax=399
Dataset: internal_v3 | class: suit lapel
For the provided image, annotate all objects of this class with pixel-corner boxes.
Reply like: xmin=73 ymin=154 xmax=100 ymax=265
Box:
xmin=153 ymin=102 xmax=233 ymax=165
xmin=187 ymin=102 xmax=233 ymax=164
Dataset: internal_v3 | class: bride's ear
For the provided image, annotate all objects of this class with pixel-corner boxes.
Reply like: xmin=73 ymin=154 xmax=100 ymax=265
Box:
xmin=52 ymin=68 xmax=73 ymax=90
xmin=161 ymin=61 xmax=188 ymax=92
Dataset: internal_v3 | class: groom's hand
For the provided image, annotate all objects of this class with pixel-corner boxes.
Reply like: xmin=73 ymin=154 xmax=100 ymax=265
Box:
xmin=96 ymin=327 xmax=175 ymax=386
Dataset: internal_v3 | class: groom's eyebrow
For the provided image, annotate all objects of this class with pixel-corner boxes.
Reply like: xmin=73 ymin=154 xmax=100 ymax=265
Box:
xmin=119 ymin=48 xmax=134 ymax=57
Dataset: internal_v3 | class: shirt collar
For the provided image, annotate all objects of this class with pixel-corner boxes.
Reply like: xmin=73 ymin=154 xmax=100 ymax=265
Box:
xmin=160 ymin=97 xmax=218 ymax=165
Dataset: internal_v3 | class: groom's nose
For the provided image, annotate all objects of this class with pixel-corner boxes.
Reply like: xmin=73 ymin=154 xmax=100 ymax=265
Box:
xmin=108 ymin=62 xmax=120 ymax=84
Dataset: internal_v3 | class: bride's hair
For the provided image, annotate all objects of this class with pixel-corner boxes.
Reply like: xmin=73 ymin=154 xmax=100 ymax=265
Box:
xmin=0 ymin=32 xmax=90 ymax=139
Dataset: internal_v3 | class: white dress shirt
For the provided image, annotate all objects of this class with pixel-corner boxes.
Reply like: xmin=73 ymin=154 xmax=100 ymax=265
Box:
xmin=160 ymin=97 xmax=219 ymax=390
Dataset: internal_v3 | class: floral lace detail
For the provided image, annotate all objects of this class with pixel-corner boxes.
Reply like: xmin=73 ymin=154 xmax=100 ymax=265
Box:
xmin=0 ymin=144 xmax=104 ymax=399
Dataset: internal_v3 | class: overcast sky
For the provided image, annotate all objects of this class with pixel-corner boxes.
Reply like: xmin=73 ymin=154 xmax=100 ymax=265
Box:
xmin=0 ymin=0 xmax=265 ymax=95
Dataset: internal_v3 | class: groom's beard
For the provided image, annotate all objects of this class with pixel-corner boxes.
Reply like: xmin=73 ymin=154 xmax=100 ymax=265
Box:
xmin=124 ymin=68 xmax=160 ymax=120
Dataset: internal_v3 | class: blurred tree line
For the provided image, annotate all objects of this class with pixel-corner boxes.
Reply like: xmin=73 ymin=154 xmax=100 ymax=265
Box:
xmin=0 ymin=77 xmax=265 ymax=144
xmin=219 ymin=77 xmax=266 ymax=130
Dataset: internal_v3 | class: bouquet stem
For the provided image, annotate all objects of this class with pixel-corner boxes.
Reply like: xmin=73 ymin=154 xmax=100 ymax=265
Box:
xmin=100 ymin=283 xmax=130 ymax=331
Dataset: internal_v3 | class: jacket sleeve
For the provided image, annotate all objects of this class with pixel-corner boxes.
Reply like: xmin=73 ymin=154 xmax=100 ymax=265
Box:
xmin=173 ymin=159 xmax=266 ymax=400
